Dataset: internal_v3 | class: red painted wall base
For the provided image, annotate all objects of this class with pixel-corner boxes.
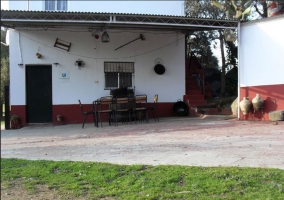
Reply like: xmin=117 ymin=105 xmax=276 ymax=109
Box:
xmin=11 ymin=83 xmax=283 ymax=127
xmin=240 ymin=84 xmax=284 ymax=121
xmin=11 ymin=102 xmax=179 ymax=126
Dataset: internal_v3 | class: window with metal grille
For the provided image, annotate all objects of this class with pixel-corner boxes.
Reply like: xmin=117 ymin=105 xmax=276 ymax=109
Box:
xmin=44 ymin=0 xmax=67 ymax=11
xmin=104 ymin=62 xmax=135 ymax=90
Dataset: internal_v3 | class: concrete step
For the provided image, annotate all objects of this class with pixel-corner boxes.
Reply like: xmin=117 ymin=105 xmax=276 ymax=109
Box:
xmin=186 ymin=69 xmax=203 ymax=74
xmin=204 ymin=93 xmax=213 ymax=99
xmin=186 ymin=84 xmax=199 ymax=88
xmin=186 ymin=73 xmax=204 ymax=78
xmin=189 ymin=107 xmax=232 ymax=116
xmin=186 ymin=90 xmax=202 ymax=95
xmin=186 ymin=81 xmax=200 ymax=85
xmin=186 ymin=95 xmax=205 ymax=101
xmin=187 ymin=100 xmax=207 ymax=106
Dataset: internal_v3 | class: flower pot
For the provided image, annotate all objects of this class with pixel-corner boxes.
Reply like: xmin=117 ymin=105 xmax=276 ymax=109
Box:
xmin=11 ymin=119 xmax=20 ymax=129
xmin=252 ymin=94 xmax=264 ymax=111
xmin=240 ymin=97 xmax=251 ymax=115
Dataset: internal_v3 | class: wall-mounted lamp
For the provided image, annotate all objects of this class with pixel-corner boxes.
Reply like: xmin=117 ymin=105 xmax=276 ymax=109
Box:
xmin=75 ymin=59 xmax=85 ymax=69
xmin=53 ymin=63 xmax=59 ymax=67
xmin=18 ymin=63 xmax=23 ymax=67
xmin=36 ymin=53 xmax=42 ymax=59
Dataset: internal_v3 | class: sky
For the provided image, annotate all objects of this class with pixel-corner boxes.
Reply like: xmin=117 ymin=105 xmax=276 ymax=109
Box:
xmin=0 ymin=0 xmax=224 ymax=66
xmin=1 ymin=1 xmax=8 ymax=10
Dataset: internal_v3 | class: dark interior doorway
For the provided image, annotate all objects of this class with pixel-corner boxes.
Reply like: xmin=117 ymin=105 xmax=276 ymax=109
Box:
xmin=26 ymin=65 xmax=52 ymax=123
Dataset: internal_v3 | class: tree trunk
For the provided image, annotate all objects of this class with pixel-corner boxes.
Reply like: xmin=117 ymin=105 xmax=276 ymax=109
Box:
xmin=219 ymin=30 xmax=226 ymax=97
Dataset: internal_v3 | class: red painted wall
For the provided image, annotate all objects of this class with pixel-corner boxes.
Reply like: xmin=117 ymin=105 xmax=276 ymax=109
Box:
xmin=240 ymin=84 xmax=284 ymax=121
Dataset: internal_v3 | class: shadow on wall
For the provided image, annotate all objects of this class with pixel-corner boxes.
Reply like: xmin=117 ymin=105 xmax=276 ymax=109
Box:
xmin=240 ymin=85 xmax=284 ymax=120
xmin=252 ymin=97 xmax=278 ymax=120
xmin=264 ymin=97 xmax=278 ymax=113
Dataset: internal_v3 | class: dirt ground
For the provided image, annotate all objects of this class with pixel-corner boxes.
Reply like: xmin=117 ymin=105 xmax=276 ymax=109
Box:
xmin=1 ymin=115 xmax=284 ymax=199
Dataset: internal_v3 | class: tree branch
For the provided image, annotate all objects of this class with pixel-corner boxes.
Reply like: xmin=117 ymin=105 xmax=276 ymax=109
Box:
xmin=253 ymin=4 xmax=265 ymax=18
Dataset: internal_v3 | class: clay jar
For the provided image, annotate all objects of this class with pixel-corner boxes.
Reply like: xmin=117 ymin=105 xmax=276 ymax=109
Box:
xmin=252 ymin=94 xmax=264 ymax=111
xmin=240 ymin=97 xmax=251 ymax=115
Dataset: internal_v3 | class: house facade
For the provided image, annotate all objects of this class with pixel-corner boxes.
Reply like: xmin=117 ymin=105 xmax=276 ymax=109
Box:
xmin=5 ymin=1 xmax=187 ymax=125
xmin=4 ymin=1 xmax=283 ymax=125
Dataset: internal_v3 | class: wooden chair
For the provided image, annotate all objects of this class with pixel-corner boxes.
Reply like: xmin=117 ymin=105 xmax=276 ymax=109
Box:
xmin=95 ymin=96 xmax=115 ymax=127
xmin=148 ymin=94 xmax=159 ymax=121
xmin=113 ymin=96 xmax=132 ymax=126
xmin=132 ymin=94 xmax=149 ymax=123
xmin=78 ymin=100 xmax=96 ymax=129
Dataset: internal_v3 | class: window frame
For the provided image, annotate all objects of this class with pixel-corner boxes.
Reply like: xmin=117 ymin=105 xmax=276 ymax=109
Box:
xmin=44 ymin=0 xmax=68 ymax=11
xmin=104 ymin=62 xmax=135 ymax=90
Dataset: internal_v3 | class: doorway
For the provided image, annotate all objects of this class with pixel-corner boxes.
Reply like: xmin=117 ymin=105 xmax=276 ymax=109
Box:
xmin=26 ymin=65 xmax=52 ymax=123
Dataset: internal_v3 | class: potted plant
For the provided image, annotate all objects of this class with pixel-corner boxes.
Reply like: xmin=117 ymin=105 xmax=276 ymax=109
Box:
xmin=11 ymin=115 xmax=20 ymax=128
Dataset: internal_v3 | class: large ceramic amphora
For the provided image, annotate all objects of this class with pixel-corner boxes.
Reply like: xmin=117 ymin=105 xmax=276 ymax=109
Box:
xmin=240 ymin=97 xmax=251 ymax=115
xmin=252 ymin=94 xmax=264 ymax=111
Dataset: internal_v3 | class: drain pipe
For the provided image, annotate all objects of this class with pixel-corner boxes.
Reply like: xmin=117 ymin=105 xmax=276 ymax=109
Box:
xmin=237 ymin=21 xmax=241 ymax=120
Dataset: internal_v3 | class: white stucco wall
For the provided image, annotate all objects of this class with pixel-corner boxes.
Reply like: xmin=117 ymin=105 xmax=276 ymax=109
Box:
xmin=8 ymin=1 xmax=185 ymax=16
xmin=240 ymin=15 xmax=284 ymax=87
xmin=9 ymin=29 xmax=185 ymax=105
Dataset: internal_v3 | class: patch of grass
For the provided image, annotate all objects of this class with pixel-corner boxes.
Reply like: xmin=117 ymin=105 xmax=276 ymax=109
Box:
xmin=1 ymin=158 xmax=284 ymax=199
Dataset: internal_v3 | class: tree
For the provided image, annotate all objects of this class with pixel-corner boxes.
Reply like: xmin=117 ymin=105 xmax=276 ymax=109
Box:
xmin=187 ymin=31 xmax=219 ymax=69
xmin=1 ymin=28 xmax=10 ymax=118
xmin=185 ymin=0 xmax=222 ymax=70
xmin=209 ymin=0 xmax=284 ymax=96
xmin=210 ymin=0 xmax=284 ymax=20
xmin=185 ymin=0 xmax=230 ymax=97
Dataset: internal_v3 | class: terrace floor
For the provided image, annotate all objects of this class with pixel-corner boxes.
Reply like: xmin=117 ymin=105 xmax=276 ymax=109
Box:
xmin=1 ymin=115 xmax=284 ymax=169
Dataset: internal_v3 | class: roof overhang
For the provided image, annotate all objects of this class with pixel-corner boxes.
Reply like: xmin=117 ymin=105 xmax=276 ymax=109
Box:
xmin=1 ymin=10 xmax=238 ymax=33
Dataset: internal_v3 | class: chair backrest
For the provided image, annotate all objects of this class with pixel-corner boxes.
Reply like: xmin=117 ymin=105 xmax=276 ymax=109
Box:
xmin=154 ymin=94 xmax=158 ymax=103
xmin=78 ymin=100 xmax=84 ymax=113
xmin=135 ymin=94 xmax=147 ymax=108
xmin=153 ymin=94 xmax=158 ymax=109
xmin=100 ymin=96 xmax=113 ymax=104
xmin=116 ymin=97 xmax=129 ymax=105
xmin=98 ymin=96 xmax=113 ymax=111
xmin=114 ymin=96 xmax=132 ymax=110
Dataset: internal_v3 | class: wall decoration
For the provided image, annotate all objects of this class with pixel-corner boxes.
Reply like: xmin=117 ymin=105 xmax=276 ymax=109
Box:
xmin=75 ymin=59 xmax=85 ymax=69
xmin=154 ymin=58 xmax=165 ymax=75
xmin=91 ymin=30 xmax=100 ymax=39
xmin=114 ymin=34 xmax=145 ymax=51
xmin=154 ymin=64 xmax=166 ymax=75
xmin=54 ymin=38 xmax=71 ymax=52
xmin=101 ymin=31 xmax=110 ymax=43
xmin=58 ymin=71 xmax=70 ymax=79
xmin=36 ymin=53 xmax=42 ymax=59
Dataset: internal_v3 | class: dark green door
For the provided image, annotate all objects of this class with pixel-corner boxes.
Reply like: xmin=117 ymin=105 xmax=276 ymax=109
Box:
xmin=26 ymin=65 xmax=52 ymax=123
